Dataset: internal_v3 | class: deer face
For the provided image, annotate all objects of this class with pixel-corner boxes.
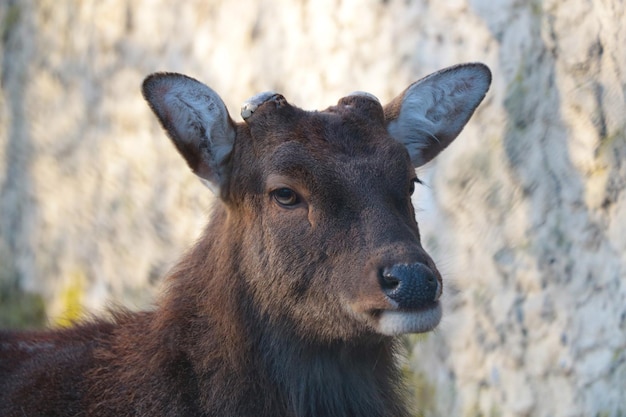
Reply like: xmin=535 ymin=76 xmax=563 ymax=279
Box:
xmin=142 ymin=64 xmax=491 ymax=342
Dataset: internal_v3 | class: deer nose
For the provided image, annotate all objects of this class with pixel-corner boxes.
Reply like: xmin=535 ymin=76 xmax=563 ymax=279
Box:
xmin=379 ymin=263 xmax=441 ymax=309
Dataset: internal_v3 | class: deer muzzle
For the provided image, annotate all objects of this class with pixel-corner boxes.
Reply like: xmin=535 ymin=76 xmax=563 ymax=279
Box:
xmin=375 ymin=262 xmax=443 ymax=336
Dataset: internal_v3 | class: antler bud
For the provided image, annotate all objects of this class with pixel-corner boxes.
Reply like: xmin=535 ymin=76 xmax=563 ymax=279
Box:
xmin=345 ymin=91 xmax=380 ymax=104
xmin=241 ymin=91 xmax=281 ymax=120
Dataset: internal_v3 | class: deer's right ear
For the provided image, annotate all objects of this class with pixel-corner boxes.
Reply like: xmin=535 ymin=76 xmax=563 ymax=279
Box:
xmin=142 ymin=73 xmax=236 ymax=193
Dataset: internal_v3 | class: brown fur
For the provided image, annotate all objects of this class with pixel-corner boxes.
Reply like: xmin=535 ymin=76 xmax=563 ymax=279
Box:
xmin=0 ymin=64 xmax=491 ymax=417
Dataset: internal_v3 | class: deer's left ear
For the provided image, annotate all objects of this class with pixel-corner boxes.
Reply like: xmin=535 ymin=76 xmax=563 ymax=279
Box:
xmin=384 ymin=63 xmax=491 ymax=168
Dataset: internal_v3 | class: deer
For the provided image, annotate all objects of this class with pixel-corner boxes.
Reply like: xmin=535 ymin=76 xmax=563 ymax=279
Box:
xmin=0 ymin=63 xmax=491 ymax=417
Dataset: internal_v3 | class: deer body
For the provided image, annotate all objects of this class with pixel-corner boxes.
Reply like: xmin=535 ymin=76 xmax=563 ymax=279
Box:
xmin=0 ymin=64 xmax=491 ymax=417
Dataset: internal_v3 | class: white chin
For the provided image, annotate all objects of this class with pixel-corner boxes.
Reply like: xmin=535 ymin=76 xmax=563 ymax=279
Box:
xmin=376 ymin=303 xmax=442 ymax=336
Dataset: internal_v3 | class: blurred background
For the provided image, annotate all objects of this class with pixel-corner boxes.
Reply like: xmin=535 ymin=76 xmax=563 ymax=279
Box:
xmin=1 ymin=0 xmax=625 ymax=416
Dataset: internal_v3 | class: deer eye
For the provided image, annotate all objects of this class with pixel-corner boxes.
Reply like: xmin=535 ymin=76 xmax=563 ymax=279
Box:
xmin=272 ymin=187 xmax=300 ymax=207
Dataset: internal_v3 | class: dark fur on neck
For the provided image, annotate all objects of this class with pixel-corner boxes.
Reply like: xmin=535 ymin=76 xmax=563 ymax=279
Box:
xmin=259 ymin=328 xmax=412 ymax=417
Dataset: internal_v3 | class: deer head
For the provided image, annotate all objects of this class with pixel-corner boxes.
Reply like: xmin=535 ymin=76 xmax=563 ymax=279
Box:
xmin=142 ymin=64 xmax=491 ymax=342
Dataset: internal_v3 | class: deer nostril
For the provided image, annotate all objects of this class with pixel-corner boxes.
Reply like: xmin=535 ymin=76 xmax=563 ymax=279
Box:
xmin=380 ymin=271 xmax=401 ymax=292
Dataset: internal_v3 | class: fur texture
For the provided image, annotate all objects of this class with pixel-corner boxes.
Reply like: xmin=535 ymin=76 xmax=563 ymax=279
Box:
xmin=0 ymin=64 xmax=491 ymax=417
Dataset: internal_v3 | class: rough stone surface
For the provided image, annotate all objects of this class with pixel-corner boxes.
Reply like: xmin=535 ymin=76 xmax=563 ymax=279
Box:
xmin=1 ymin=1 xmax=624 ymax=416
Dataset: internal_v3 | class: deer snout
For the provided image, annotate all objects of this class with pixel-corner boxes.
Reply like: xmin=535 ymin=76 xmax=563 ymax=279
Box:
xmin=379 ymin=263 xmax=441 ymax=309
xmin=365 ymin=261 xmax=442 ymax=336
xmin=351 ymin=253 xmax=443 ymax=335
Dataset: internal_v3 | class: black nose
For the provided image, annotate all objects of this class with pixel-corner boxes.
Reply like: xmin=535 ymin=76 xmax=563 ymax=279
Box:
xmin=379 ymin=263 xmax=440 ymax=309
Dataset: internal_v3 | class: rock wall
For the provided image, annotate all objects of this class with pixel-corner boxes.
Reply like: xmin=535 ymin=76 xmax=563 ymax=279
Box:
xmin=1 ymin=0 xmax=624 ymax=416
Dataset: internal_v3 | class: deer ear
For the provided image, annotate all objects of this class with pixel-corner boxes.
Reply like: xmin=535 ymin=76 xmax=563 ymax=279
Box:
xmin=142 ymin=73 xmax=236 ymax=193
xmin=384 ymin=63 xmax=491 ymax=167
